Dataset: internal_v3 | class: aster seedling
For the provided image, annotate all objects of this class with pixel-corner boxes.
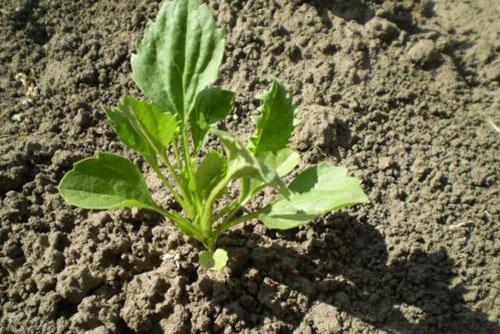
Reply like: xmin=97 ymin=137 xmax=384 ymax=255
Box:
xmin=58 ymin=0 xmax=368 ymax=270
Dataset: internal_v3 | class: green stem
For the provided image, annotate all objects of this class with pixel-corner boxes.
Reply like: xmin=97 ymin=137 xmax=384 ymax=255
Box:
xmin=218 ymin=178 xmax=254 ymax=224
xmin=149 ymin=206 xmax=204 ymax=242
xmin=215 ymin=210 xmax=261 ymax=236
xmin=200 ymin=174 xmax=232 ymax=238
xmin=150 ymin=164 xmax=184 ymax=207
xmin=180 ymin=125 xmax=193 ymax=177
xmin=158 ymin=151 xmax=194 ymax=216
xmin=172 ymin=136 xmax=183 ymax=170
xmin=213 ymin=200 xmax=239 ymax=221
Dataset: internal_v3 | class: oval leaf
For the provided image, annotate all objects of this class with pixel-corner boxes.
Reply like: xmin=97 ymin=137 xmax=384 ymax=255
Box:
xmin=199 ymin=248 xmax=228 ymax=271
xmin=259 ymin=164 xmax=369 ymax=230
xmin=106 ymin=96 xmax=177 ymax=164
xmin=190 ymin=87 xmax=234 ymax=150
xmin=131 ymin=0 xmax=224 ymax=121
xmin=190 ymin=150 xmax=227 ymax=201
xmin=58 ymin=152 xmax=158 ymax=210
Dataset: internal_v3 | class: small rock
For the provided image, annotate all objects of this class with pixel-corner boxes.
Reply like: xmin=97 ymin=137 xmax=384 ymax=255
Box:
xmin=73 ymin=108 xmax=92 ymax=129
xmin=378 ymin=157 xmax=393 ymax=170
xmin=463 ymin=287 xmax=479 ymax=302
xmin=365 ymin=17 xmax=400 ymax=42
xmin=85 ymin=326 xmax=110 ymax=334
xmin=408 ymin=39 xmax=440 ymax=68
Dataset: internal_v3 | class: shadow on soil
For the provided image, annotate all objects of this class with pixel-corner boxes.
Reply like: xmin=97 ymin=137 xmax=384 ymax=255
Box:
xmin=215 ymin=213 xmax=498 ymax=333
xmin=303 ymin=0 xmax=426 ymax=33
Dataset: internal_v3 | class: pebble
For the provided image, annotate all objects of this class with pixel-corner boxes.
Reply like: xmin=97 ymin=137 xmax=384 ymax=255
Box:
xmin=365 ymin=17 xmax=400 ymax=42
xmin=73 ymin=108 xmax=92 ymax=129
xmin=408 ymin=39 xmax=440 ymax=68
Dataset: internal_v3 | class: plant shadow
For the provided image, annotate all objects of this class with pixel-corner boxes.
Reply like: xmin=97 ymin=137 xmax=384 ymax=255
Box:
xmin=210 ymin=213 xmax=498 ymax=333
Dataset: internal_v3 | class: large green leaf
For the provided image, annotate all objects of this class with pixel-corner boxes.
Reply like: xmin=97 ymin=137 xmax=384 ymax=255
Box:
xmin=212 ymin=130 xmax=287 ymax=194
xmin=58 ymin=152 xmax=158 ymax=210
xmin=131 ymin=0 xmax=224 ymax=122
xmin=249 ymin=80 xmax=296 ymax=154
xmin=259 ymin=164 xmax=369 ymax=230
xmin=190 ymin=87 xmax=234 ymax=150
xmin=106 ymin=96 xmax=177 ymax=164
xmin=190 ymin=150 xmax=227 ymax=200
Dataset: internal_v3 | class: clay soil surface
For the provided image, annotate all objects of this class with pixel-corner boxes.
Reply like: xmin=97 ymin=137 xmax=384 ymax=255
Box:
xmin=0 ymin=0 xmax=499 ymax=333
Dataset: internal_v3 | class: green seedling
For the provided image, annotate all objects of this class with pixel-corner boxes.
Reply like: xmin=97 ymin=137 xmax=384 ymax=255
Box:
xmin=58 ymin=0 xmax=368 ymax=270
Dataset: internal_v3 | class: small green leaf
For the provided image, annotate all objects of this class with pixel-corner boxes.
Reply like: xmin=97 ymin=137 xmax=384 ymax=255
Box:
xmin=212 ymin=129 xmax=287 ymax=195
xmin=260 ymin=148 xmax=300 ymax=178
xmin=247 ymin=148 xmax=300 ymax=197
xmin=106 ymin=107 xmax=156 ymax=163
xmin=106 ymin=96 xmax=177 ymax=164
xmin=58 ymin=152 xmax=158 ymax=210
xmin=191 ymin=150 xmax=227 ymax=200
xmin=249 ymin=80 xmax=296 ymax=154
xmin=259 ymin=164 xmax=369 ymax=230
xmin=190 ymin=87 xmax=234 ymax=150
xmin=199 ymin=248 xmax=228 ymax=271
xmin=131 ymin=0 xmax=224 ymax=122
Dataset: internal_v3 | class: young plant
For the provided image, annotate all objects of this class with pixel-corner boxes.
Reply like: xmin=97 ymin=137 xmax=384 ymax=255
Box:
xmin=58 ymin=0 xmax=368 ymax=270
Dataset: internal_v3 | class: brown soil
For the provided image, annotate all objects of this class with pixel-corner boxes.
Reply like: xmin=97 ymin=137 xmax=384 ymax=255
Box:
xmin=1 ymin=0 xmax=499 ymax=333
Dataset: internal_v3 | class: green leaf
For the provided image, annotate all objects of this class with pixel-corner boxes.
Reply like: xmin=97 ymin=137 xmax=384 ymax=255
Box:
xmin=249 ymin=80 xmax=296 ymax=154
xmin=247 ymin=148 xmax=300 ymax=197
xmin=106 ymin=107 xmax=156 ymax=163
xmin=131 ymin=0 xmax=224 ymax=122
xmin=199 ymin=248 xmax=228 ymax=271
xmin=190 ymin=150 xmax=227 ymax=200
xmin=212 ymin=129 xmax=287 ymax=195
xmin=259 ymin=164 xmax=369 ymax=230
xmin=259 ymin=148 xmax=300 ymax=178
xmin=190 ymin=87 xmax=234 ymax=150
xmin=106 ymin=96 xmax=177 ymax=164
xmin=58 ymin=152 xmax=158 ymax=210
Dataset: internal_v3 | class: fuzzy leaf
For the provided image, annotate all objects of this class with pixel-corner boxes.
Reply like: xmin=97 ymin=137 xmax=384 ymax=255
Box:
xmin=106 ymin=96 xmax=177 ymax=164
xmin=260 ymin=148 xmax=300 ymax=178
xmin=249 ymin=80 xmax=296 ymax=154
xmin=247 ymin=148 xmax=300 ymax=196
xmin=106 ymin=106 xmax=156 ymax=163
xmin=191 ymin=150 xmax=227 ymax=200
xmin=131 ymin=0 xmax=224 ymax=122
xmin=190 ymin=87 xmax=234 ymax=150
xmin=212 ymin=129 xmax=287 ymax=194
xmin=199 ymin=248 xmax=228 ymax=271
xmin=58 ymin=152 xmax=158 ymax=210
xmin=259 ymin=164 xmax=369 ymax=230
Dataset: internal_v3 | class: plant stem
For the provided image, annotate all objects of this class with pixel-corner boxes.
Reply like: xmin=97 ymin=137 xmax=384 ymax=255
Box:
xmin=200 ymin=174 xmax=231 ymax=238
xmin=151 ymin=164 xmax=184 ymax=206
xmin=218 ymin=179 xmax=253 ymax=224
xmin=158 ymin=151 xmax=195 ymax=216
xmin=213 ymin=200 xmax=239 ymax=221
xmin=172 ymin=136 xmax=183 ymax=169
xmin=180 ymin=125 xmax=193 ymax=177
xmin=150 ymin=205 xmax=204 ymax=242
xmin=215 ymin=210 xmax=261 ymax=236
